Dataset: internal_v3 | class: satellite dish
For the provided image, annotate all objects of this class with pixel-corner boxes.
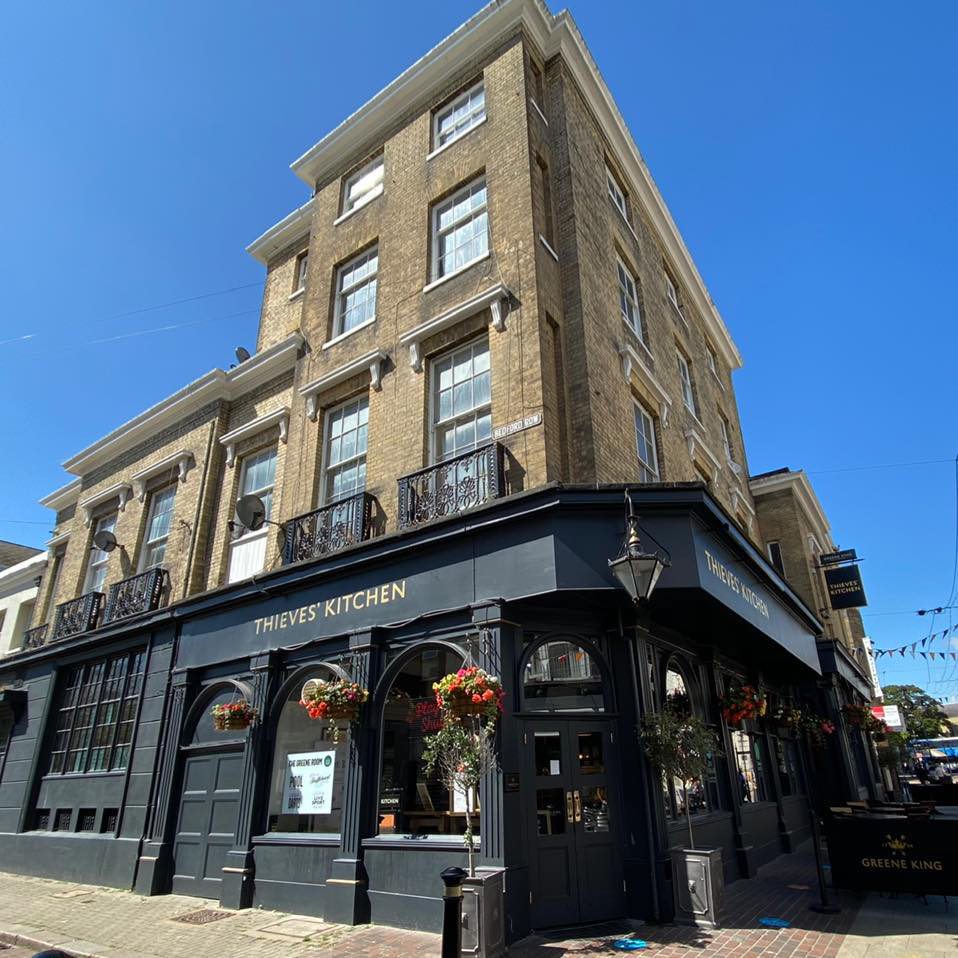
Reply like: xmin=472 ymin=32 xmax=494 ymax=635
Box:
xmin=235 ymin=494 xmax=266 ymax=531
xmin=93 ymin=530 xmax=118 ymax=552
xmin=235 ymin=346 xmax=251 ymax=363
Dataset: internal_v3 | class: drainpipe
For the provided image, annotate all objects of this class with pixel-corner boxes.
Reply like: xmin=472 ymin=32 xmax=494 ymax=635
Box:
xmin=623 ymin=606 xmax=661 ymax=922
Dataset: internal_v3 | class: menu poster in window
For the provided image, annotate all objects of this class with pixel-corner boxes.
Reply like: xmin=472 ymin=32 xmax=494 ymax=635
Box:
xmin=281 ymin=751 xmax=336 ymax=815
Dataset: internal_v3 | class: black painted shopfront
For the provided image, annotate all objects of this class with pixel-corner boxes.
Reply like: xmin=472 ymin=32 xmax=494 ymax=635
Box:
xmin=0 ymin=485 xmax=836 ymax=940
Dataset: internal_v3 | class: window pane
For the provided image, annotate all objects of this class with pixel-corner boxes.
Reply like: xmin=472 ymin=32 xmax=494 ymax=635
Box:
xmin=523 ymin=640 xmax=604 ymax=712
xmin=534 ymin=732 xmax=562 ymax=776
xmin=378 ymin=647 xmax=467 ymax=836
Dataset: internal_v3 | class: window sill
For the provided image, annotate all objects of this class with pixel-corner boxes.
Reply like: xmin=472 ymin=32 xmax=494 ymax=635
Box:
xmin=426 ymin=115 xmax=487 ymax=162
xmin=252 ymin=832 xmax=340 ymax=846
xmin=42 ymin=770 xmax=125 ymax=781
xmin=539 ymin=235 xmax=558 ymax=262
xmin=529 ymin=98 xmax=548 ymax=126
xmin=362 ymin=835 xmax=470 ymax=849
xmin=621 ymin=317 xmax=653 ymax=365
xmin=422 ymin=251 xmax=490 ymax=294
xmin=333 ymin=186 xmax=383 ymax=226
xmin=684 ymin=407 xmax=704 ymax=431
xmin=669 ymin=299 xmax=690 ymax=330
xmin=710 ymin=368 xmax=727 ymax=392
xmin=321 ymin=316 xmax=377 ymax=350
xmin=288 ymin=287 xmax=305 ymax=303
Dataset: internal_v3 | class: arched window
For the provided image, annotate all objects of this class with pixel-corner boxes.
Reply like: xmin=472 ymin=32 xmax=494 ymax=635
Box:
xmin=661 ymin=659 xmax=717 ymax=820
xmin=523 ymin=639 xmax=605 ymax=712
xmin=191 ymin=686 xmax=245 ymax=745
xmin=378 ymin=645 xmax=468 ymax=837
xmin=266 ymin=666 xmax=348 ymax=834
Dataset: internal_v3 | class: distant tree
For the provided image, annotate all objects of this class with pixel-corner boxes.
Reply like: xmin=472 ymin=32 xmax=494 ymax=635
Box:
xmin=883 ymin=684 xmax=949 ymax=741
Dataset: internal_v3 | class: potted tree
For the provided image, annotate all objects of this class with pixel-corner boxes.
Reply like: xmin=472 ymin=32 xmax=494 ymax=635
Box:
xmin=639 ymin=706 xmax=724 ymax=928
xmin=423 ymin=666 xmax=506 ymax=958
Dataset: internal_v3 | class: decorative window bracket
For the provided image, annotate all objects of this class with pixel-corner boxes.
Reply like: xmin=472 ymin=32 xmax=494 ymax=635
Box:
xmin=618 ymin=342 xmax=672 ymax=427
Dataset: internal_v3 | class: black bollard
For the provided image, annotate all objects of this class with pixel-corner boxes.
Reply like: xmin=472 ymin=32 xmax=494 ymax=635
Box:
xmin=808 ymin=811 xmax=840 ymax=915
xmin=440 ymin=865 xmax=467 ymax=958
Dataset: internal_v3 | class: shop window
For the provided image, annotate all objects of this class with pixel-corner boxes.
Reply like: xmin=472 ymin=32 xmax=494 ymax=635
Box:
xmin=523 ymin=639 xmax=605 ymax=712
xmin=378 ymin=646 xmax=469 ymax=837
xmin=661 ymin=662 xmax=716 ymax=819
xmin=774 ymin=736 xmax=802 ymax=797
xmin=48 ymin=650 xmax=146 ymax=774
xmin=732 ymin=729 xmax=768 ymax=803
xmin=266 ymin=667 xmax=348 ymax=834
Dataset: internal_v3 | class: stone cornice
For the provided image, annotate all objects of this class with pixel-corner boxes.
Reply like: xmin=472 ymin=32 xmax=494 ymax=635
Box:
xmin=246 ymin=198 xmax=314 ymax=266
xmin=38 ymin=478 xmax=81 ymax=512
xmin=749 ymin=469 xmax=832 ymax=544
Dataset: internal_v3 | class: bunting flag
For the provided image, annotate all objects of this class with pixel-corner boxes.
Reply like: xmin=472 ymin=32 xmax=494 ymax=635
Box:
xmin=930 ymin=651 xmax=937 ymax=661
xmin=921 ymin=652 xmax=928 ymax=658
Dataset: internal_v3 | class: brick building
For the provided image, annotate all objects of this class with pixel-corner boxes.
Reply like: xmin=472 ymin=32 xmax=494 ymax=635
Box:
xmin=0 ymin=0 xmax=868 ymax=941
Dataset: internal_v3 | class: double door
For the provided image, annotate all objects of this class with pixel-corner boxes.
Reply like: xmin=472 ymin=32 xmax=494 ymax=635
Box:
xmin=526 ymin=720 xmax=625 ymax=928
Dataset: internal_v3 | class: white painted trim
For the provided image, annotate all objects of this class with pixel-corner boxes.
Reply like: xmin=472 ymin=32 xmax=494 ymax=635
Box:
xmin=618 ymin=342 xmax=671 ymax=427
xmin=400 ymin=282 xmax=511 ymax=372
xmin=285 ymin=0 xmax=741 ymax=370
xmin=732 ymin=486 xmax=756 ymax=517
xmin=748 ymin=469 xmax=832 ymax=542
xmin=333 ymin=183 xmax=383 ymax=225
xmin=0 ymin=550 xmax=47 ymax=590
xmin=131 ymin=450 xmax=195 ymax=502
xmin=710 ymin=367 xmax=727 ymax=392
xmin=321 ymin=316 xmax=376 ymax=351
xmin=426 ymin=114 xmax=487 ymax=161
xmin=220 ymin=407 xmax=290 ymax=468
xmin=529 ymin=97 xmax=548 ymax=126
xmin=246 ymin=198 xmax=314 ymax=265
xmin=539 ymin=235 xmax=559 ymax=261
xmin=79 ymin=482 xmax=133 ymax=527
xmin=300 ymin=349 xmax=389 ymax=421
xmin=288 ymin=286 xmax=305 ymax=303
xmin=58 ymin=333 xmax=303 ymax=477
xmin=46 ymin=531 xmax=71 ymax=550
xmin=684 ymin=427 xmax=721 ymax=475
xmin=39 ymin=478 xmax=81 ymax=511
xmin=422 ymin=250 xmax=490 ymax=294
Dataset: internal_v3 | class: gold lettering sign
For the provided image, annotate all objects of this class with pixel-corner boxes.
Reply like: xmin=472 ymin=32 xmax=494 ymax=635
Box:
xmin=253 ymin=579 xmax=407 ymax=635
xmin=703 ymin=549 xmax=770 ymax=619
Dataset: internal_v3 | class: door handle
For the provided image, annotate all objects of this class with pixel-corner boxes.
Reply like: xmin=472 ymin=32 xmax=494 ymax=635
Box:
xmin=573 ymin=789 xmax=582 ymax=823
xmin=565 ymin=790 xmax=574 ymax=824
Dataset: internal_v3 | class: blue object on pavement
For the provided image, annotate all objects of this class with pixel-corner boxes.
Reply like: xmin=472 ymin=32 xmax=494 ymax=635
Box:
xmin=611 ymin=938 xmax=648 ymax=950
xmin=759 ymin=916 xmax=791 ymax=928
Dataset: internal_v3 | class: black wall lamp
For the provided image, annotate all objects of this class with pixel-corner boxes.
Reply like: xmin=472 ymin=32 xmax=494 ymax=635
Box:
xmin=609 ymin=490 xmax=671 ymax=603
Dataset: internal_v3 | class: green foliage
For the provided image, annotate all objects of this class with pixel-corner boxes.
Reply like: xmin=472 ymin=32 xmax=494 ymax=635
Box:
xmin=639 ymin=710 xmax=721 ymax=785
xmin=883 ymin=684 xmax=949 ymax=740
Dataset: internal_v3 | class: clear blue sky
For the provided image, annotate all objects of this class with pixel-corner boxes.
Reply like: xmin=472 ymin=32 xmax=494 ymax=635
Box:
xmin=1 ymin=2 xmax=955 ymax=697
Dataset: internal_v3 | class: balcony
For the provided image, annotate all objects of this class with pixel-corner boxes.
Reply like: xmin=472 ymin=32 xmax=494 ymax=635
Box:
xmin=22 ymin=624 xmax=48 ymax=650
xmin=104 ymin=568 xmax=167 ymax=624
xmin=52 ymin=592 xmax=104 ymax=641
xmin=284 ymin=492 xmax=374 ymax=565
xmin=398 ymin=442 xmax=504 ymax=530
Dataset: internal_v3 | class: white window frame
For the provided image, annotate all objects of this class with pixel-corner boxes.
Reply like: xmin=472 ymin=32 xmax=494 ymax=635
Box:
xmin=333 ymin=246 xmax=379 ymax=338
xmin=607 ymin=165 xmax=629 ymax=222
xmin=676 ymin=351 xmax=697 ymax=416
xmin=719 ymin=415 xmax=735 ymax=465
xmin=321 ymin=395 xmax=369 ymax=505
xmin=430 ymin=337 xmax=492 ymax=464
xmin=85 ymin=513 xmax=117 ymax=594
xmin=138 ymin=485 xmax=176 ymax=572
xmin=294 ymin=250 xmax=309 ymax=292
xmin=433 ymin=80 xmax=486 ymax=150
xmin=664 ymin=268 xmax=681 ymax=313
xmin=431 ymin=177 xmax=489 ymax=282
xmin=705 ymin=341 xmax=717 ymax=376
xmin=341 ymin=155 xmax=384 ymax=216
xmin=617 ymin=255 xmax=643 ymax=342
xmin=633 ymin=402 xmax=660 ymax=483
xmin=228 ymin=446 xmax=277 ymax=583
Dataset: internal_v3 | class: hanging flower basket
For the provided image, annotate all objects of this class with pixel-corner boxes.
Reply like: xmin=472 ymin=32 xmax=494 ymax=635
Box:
xmin=806 ymin=719 xmax=836 ymax=750
xmin=770 ymin=703 xmax=804 ymax=735
xmin=842 ymin=703 xmax=888 ymax=737
xmin=211 ymin=701 xmax=257 ymax=732
xmin=301 ymin=679 xmax=369 ymax=740
xmin=720 ymin=684 xmax=767 ymax=727
xmin=433 ymin=667 xmax=504 ymax=724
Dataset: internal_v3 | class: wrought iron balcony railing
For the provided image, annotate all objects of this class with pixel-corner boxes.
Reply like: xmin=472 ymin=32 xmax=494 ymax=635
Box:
xmin=284 ymin=492 xmax=373 ymax=565
xmin=397 ymin=442 xmax=503 ymax=531
xmin=22 ymin=624 xmax=48 ymax=650
xmin=103 ymin=567 xmax=167 ymax=624
xmin=52 ymin=592 xmax=104 ymax=641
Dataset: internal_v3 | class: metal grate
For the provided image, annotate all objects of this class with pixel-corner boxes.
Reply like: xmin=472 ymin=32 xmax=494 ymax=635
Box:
xmin=34 ymin=808 xmax=50 ymax=830
xmin=101 ymin=808 xmax=118 ymax=833
xmin=77 ymin=808 xmax=97 ymax=832
xmin=53 ymin=809 xmax=72 ymax=831
xmin=172 ymin=909 xmax=232 ymax=925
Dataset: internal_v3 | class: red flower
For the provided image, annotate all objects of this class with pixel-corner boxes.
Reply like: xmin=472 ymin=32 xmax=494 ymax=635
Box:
xmin=471 ymin=694 xmax=482 ymax=704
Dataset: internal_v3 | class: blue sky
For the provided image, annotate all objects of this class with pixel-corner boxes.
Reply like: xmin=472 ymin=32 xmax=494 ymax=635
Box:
xmin=1 ymin=1 xmax=955 ymax=697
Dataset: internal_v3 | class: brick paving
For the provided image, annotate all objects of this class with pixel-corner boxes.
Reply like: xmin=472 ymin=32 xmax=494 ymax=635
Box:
xmin=0 ymin=848 xmax=951 ymax=957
